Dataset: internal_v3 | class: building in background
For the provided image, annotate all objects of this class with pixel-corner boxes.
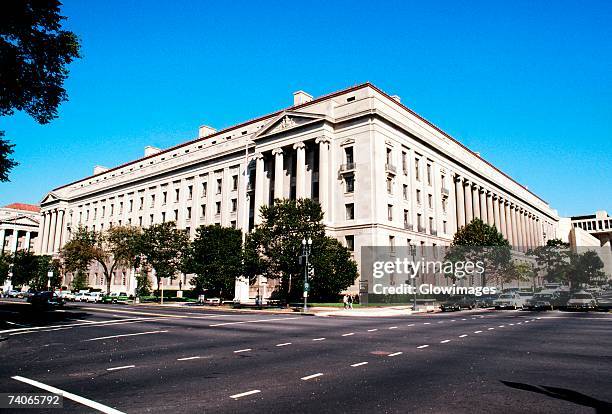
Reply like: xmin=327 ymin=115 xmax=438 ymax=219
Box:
xmin=0 ymin=203 xmax=40 ymax=254
xmin=38 ymin=83 xmax=559 ymax=297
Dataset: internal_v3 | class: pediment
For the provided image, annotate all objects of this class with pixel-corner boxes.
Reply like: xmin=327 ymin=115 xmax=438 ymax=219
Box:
xmin=1 ymin=215 xmax=39 ymax=226
xmin=255 ymin=111 xmax=327 ymax=138
xmin=40 ymin=192 xmax=59 ymax=205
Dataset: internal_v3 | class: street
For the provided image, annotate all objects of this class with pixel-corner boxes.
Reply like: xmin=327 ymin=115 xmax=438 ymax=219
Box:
xmin=1 ymin=300 xmax=611 ymax=413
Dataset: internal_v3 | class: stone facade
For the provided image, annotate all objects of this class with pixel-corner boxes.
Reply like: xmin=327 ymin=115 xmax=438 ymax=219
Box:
xmin=1 ymin=203 xmax=40 ymax=254
xmin=38 ymin=83 xmax=559 ymax=294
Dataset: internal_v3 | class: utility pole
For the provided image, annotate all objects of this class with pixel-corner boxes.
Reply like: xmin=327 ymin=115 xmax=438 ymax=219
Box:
xmin=302 ymin=237 xmax=312 ymax=311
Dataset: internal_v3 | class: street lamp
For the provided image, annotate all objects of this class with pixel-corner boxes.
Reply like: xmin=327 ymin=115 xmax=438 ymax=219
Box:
xmin=302 ymin=237 xmax=312 ymax=312
xmin=408 ymin=243 xmax=417 ymax=311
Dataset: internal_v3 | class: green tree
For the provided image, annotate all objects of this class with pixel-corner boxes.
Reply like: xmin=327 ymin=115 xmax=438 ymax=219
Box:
xmin=139 ymin=222 xmax=190 ymax=295
xmin=9 ymin=250 xmax=38 ymax=287
xmin=445 ymin=218 xmax=511 ymax=286
xmin=0 ymin=252 xmax=11 ymax=285
xmin=71 ymin=269 xmax=88 ymax=291
xmin=506 ymin=261 xmax=535 ymax=290
xmin=135 ymin=266 xmax=152 ymax=297
xmin=570 ymin=250 xmax=605 ymax=288
xmin=186 ymin=225 xmax=243 ymax=298
xmin=1 ymin=0 xmax=81 ymax=181
xmin=247 ymin=198 xmax=358 ymax=302
xmin=528 ymin=238 xmax=572 ymax=284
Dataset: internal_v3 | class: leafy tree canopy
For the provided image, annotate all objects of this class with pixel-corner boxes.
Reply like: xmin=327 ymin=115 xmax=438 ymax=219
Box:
xmin=0 ymin=131 xmax=17 ymax=182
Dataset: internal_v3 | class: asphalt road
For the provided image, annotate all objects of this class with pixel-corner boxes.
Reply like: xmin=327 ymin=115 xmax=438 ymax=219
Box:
xmin=0 ymin=299 xmax=611 ymax=414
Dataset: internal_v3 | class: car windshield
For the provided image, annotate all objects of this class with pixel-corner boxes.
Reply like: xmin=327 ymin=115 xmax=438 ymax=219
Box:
xmin=534 ymin=294 xmax=552 ymax=299
xmin=572 ymin=294 xmax=592 ymax=299
xmin=499 ymin=294 xmax=513 ymax=299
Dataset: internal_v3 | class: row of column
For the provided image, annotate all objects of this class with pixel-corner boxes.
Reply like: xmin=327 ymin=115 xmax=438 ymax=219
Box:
xmin=39 ymin=208 xmax=66 ymax=255
xmin=454 ymin=176 xmax=543 ymax=251
xmin=252 ymin=136 xmax=331 ymax=224
xmin=0 ymin=229 xmax=33 ymax=253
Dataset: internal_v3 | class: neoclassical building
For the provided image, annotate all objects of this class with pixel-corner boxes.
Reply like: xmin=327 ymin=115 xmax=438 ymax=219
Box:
xmin=38 ymin=83 xmax=559 ymax=295
xmin=1 ymin=203 xmax=40 ymax=254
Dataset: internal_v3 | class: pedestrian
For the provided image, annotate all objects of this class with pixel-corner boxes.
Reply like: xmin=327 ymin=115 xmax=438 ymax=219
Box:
xmin=343 ymin=294 xmax=349 ymax=309
xmin=348 ymin=294 xmax=353 ymax=309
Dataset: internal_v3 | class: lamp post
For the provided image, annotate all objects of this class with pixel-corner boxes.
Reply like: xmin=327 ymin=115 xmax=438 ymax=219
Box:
xmin=302 ymin=237 xmax=312 ymax=312
xmin=409 ymin=243 xmax=417 ymax=310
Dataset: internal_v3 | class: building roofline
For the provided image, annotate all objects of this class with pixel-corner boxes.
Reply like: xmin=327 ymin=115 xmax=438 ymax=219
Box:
xmin=50 ymin=82 xmax=550 ymax=206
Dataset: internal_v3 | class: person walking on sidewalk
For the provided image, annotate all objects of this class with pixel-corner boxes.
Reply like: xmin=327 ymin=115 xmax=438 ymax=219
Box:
xmin=343 ymin=294 xmax=349 ymax=309
xmin=347 ymin=294 xmax=353 ymax=309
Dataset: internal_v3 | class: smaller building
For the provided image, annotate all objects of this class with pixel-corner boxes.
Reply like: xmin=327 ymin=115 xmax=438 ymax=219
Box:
xmin=570 ymin=210 xmax=612 ymax=247
xmin=0 ymin=203 xmax=41 ymax=254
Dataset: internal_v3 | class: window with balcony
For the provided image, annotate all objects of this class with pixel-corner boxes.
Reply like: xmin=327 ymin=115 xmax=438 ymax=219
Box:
xmin=345 ymin=147 xmax=354 ymax=164
xmin=345 ymin=203 xmax=354 ymax=220
xmin=442 ymin=197 xmax=448 ymax=213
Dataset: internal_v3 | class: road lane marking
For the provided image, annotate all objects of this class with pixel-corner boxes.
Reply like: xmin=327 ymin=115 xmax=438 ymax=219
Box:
xmin=417 ymin=345 xmax=429 ymax=349
xmin=459 ymin=334 xmax=468 ymax=338
xmin=12 ymin=375 xmax=126 ymax=414
xmin=451 ymin=320 xmax=456 ymax=322
xmin=230 ymin=390 xmax=261 ymax=399
xmin=488 ymin=328 xmax=495 ymax=330
xmin=367 ymin=329 xmax=378 ymax=332
xmin=234 ymin=349 xmax=252 ymax=353
xmin=312 ymin=338 xmax=326 ymax=341
xmin=461 ymin=319 xmax=467 ymax=321
xmin=107 ymin=365 xmax=135 ymax=371
xmin=440 ymin=340 xmax=451 ymax=343
xmin=388 ymin=326 xmax=398 ymax=329
xmin=499 ymin=325 xmax=505 ymax=327
xmin=210 ymin=317 xmax=302 ymax=327
xmin=509 ymin=323 xmax=515 ymax=326
xmin=301 ymin=373 xmax=324 ymax=380
xmin=42 ymin=327 xmax=72 ymax=332
xmin=177 ymin=356 xmax=201 ymax=361
xmin=342 ymin=333 xmax=355 ymax=336
xmin=6 ymin=321 xmax=29 ymax=327
xmin=351 ymin=362 xmax=368 ymax=367
xmin=407 ymin=324 xmax=415 ymax=327
xmin=388 ymin=352 xmax=403 ymax=357
xmin=0 ymin=317 xmax=169 ymax=335
xmin=423 ymin=322 xmax=431 ymax=325
xmin=438 ymin=321 xmax=444 ymax=323
xmin=85 ymin=330 xmax=168 ymax=342
xmin=474 ymin=330 xmax=482 ymax=333
xmin=276 ymin=342 xmax=292 ymax=347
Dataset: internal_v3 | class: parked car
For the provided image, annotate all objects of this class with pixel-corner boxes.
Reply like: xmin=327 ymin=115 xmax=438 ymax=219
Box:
xmin=525 ymin=292 xmax=557 ymax=310
xmin=86 ymin=292 xmax=104 ymax=303
xmin=566 ymin=291 xmax=597 ymax=311
xmin=440 ymin=296 xmax=478 ymax=311
xmin=494 ymin=292 xmax=525 ymax=309
xmin=74 ymin=292 xmax=88 ymax=302
xmin=596 ymin=292 xmax=612 ymax=311
xmin=7 ymin=290 xmax=24 ymax=298
xmin=27 ymin=291 xmax=65 ymax=309
xmin=59 ymin=290 xmax=75 ymax=301
xmin=475 ymin=294 xmax=499 ymax=308
xmin=102 ymin=292 xmax=131 ymax=304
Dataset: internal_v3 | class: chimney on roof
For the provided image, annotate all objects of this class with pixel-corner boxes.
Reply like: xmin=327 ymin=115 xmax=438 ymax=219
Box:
xmin=293 ymin=90 xmax=313 ymax=106
xmin=144 ymin=146 xmax=162 ymax=157
xmin=198 ymin=125 xmax=217 ymax=138
xmin=391 ymin=95 xmax=401 ymax=103
xmin=93 ymin=165 xmax=109 ymax=175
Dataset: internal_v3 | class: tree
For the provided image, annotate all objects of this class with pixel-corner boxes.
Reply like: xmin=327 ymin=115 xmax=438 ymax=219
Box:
xmin=71 ymin=269 xmax=88 ymax=291
xmin=135 ymin=266 xmax=152 ymax=297
xmin=185 ymin=225 xmax=243 ymax=298
xmin=247 ymin=198 xmax=358 ymax=302
xmin=445 ymin=218 xmax=511 ymax=286
xmin=138 ymin=222 xmax=190 ymax=295
xmin=0 ymin=252 xmax=11 ymax=285
xmin=506 ymin=261 xmax=535 ymax=290
xmin=1 ymin=0 xmax=81 ymax=181
xmin=528 ymin=239 xmax=572 ymax=284
xmin=10 ymin=250 xmax=39 ymax=287
xmin=570 ymin=250 xmax=605 ymax=288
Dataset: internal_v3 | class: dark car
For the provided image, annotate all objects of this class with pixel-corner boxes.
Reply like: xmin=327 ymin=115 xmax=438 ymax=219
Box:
xmin=475 ymin=294 xmax=498 ymax=308
xmin=596 ymin=292 xmax=612 ymax=311
xmin=440 ymin=296 xmax=477 ymax=312
xmin=27 ymin=291 xmax=65 ymax=309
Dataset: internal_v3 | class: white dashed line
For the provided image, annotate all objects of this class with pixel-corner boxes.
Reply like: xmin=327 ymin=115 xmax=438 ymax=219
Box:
xmin=367 ymin=329 xmax=378 ymax=332
xmin=301 ymin=373 xmax=324 ymax=380
xmin=407 ymin=324 xmax=415 ymax=327
xmin=342 ymin=333 xmax=355 ymax=337
xmin=474 ymin=330 xmax=483 ymax=334
xmin=350 ymin=362 xmax=368 ymax=367
xmin=230 ymin=389 xmax=261 ymax=399
xmin=461 ymin=319 xmax=467 ymax=321
xmin=210 ymin=316 xmax=302 ymax=327
xmin=417 ymin=345 xmax=429 ymax=349
xmin=388 ymin=326 xmax=398 ymax=330
xmin=499 ymin=325 xmax=505 ymax=328
xmin=233 ymin=348 xmax=252 ymax=353
xmin=313 ymin=337 xmax=326 ymax=341
xmin=438 ymin=321 xmax=444 ymax=323
xmin=177 ymin=356 xmax=201 ymax=361
xmin=12 ymin=376 xmax=125 ymax=414
xmin=276 ymin=342 xmax=292 ymax=347
xmin=459 ymin=334 xmax=468 ymax=338
xmin=107 ymin=365 xmax=135 ymax=371
xmin=488 ymin=328 xmax=494 ymax=330
xmin=440 ymin=339 xmax=451 ymax=343
xmin=509 ymin=323 xmax=515 ymax=326
xmin=451 ymin=320 xmax=456 ymax=322
xmin=388 ymin=352 xmax=403 ymax=357
xmin=86 ymin=330 xmax=168 ymax=342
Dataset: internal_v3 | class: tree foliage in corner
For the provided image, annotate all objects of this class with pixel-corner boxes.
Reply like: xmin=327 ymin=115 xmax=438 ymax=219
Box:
xmin=445 ymin=218 xmax=511 ymax=286
xmin=0 ymin=0 xmax=81 ymax=181
xmin=247 ymin=198 xmax=358 ymax=302
xmin=185 ymin=225 xmax=243 ymax=298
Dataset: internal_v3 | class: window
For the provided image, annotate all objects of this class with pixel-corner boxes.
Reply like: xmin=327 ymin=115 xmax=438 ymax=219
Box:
xmin=188 ymin=185 xmax=193 ymax=200
xmin=441 ymin=174 xmax=446 ymax=189
xmin=175 ymin=188 xmax=180 ymax=202
xmin=119 ymin=202 xmax=123 ymax=214
xmin=386 ymin=177 xmax=393 ymax=194
xmin=403 ymin=184 xmax=408 ymax=200
xmin=427 ymin=163 xmax=432 ymax=185
xmin=429 ymin=217 xmax=434 ymax=231
xmin=102 ymin=206 xmax=106 ymax=217
xmin=345 ymin=175 xmax=354 ymax=193
xmin=416 ymin=190 xmax=422 ymax=204
xmin=174 ymin=210 xmax=179 ymax=221
xmin=216 ymin=201 xmax=221 ymax=215
xmin=388 ymin=204 xmax=393 ymax=221
xmin=161 ymin=212 xmax=166 ymax=223
xmin=345 ymin=147 xmax=354 ymax=164
xmin=162 ymin=191 xmax=167 ymax=204
xmin=186 ymin=207 xmax=192 ymax=220
xmin=110 ymin=204 xmax=114 ymax=216
xmin=150 ymin=214 xmax=154 ymax=225
xmin=345 ymin=235 xmax=355 ymax=251
xmin=139 ymin=216 xmax=143 ymax=227
xmin=201 ymin=204 xmax=206 ymax=218
xmin=415 ymin=158 xmax=420 ymax=181
xmin=386 ymin=148 xmax=392 ymax=164
xmin=231 ymin=199 xmax=237 ymax=212
xmin=417 ymin=213 xmax=422 ymax=228
xmin=389 ymin=235 xmax=395 ymax=252
xmin=443 ymin=220 xmax=447 ymax=234
xmin=232 ymin=175 xmax=238 ymax=191
xmin=216 ymin=178 xmax=222 ymax=194
xmin=428 ymin=194 xmax=433 ymax=209
xmin=139 ymin=197 xmax=144 ymax=210
xmin=202 ymin=182 xmax=207 ymax=197
xmin=404 ymin=210 xmax=409 ymax=226
xmin=129 ymin=199 xmax=133 ymax=212
xmin=346 ymin=203 xmax=354 ymax=220
xmin=150 ymin=194 xmax=155 ymax=207
xmin=230 ymin=220 xmax=236 ymax=228
xmin=402 ymin=151 xmax=408 ymax=174
xmin=93 ymin=208 xmax=97 ymax=219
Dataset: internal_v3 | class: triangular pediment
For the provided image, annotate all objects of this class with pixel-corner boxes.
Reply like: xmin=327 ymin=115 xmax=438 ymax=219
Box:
xmin=255 ymin=111 xmax=327 ymax=138
xmin=0 ymin=215 xmax=39 ymax=226
xmin=40 ymin=192 xmax=59 ymax=205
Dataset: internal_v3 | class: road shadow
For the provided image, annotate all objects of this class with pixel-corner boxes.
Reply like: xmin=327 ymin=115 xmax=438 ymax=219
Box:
xmin=0 ymin=301 xmax=93 ymax=329
xmin=501 ymin=380 xmax=612 ymax=413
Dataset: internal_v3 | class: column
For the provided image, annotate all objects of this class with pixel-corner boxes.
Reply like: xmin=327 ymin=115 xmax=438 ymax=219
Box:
xmin=253 ymin=152 xmax=265 ymax=225
xmin=520 ymin=210 xmax=528 ymax=251
xmin=455 ymin=176 xmax=465 ymax=228
xmin=294 ymin=142 xmax=306 ymax=199
xmin=529 ymin=215 xmax=536 ymax=249
xmin=0 ymin=228 xmax=5 ymax=253
xmin=486 ymin=192 xmax=494 ymax=226
xmin=464 ymin=181 xmax=473 ymax=224
xmin=504 ymin=202 xmax=513 ymax=246
xmin=272 ymin=148 xmax=284 ymax=201
xmin=47 ymin=210 xmax=58 ymax=255
xmin=499 ymin=198 xmax=507 ymax=240
xmin=472 ymin=185 xmax=480 ymax=219
xmin=41 ymin=212 xmax=51 ymax=254
xmin=10 ymin=230 xmax=19 ymax=253
xmin=37 ymin=213 xmax=47 ymax=254
xmin=24 ymin=231 xmax=31 ymax=252
xmin=53 ymin=209 xmax=65 ymax=253
xmin=493 ymin=195 xmax=501 ymax=230
xmin=316 ymin=137 xmax=331 ymax=220
xmin=479 ymin=189 xmax=487 ymax=223
xmin=510 ymin=205 xmax=518 ymax=249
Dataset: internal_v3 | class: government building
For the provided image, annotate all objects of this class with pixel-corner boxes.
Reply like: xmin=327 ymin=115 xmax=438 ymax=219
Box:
xmin=37 ymin=83 xmax=560 ymax=298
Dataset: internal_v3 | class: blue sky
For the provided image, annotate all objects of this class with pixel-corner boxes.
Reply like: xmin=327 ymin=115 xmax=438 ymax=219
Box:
xmin=0 ymin=0 xmax=610 ymax=217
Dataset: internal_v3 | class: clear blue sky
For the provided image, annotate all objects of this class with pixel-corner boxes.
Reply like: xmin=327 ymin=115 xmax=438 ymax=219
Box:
xmin=0 ymin=0 xmax=610 ymax=217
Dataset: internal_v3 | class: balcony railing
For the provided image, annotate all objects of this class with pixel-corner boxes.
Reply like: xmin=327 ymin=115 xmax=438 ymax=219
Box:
xmin=385 ymin=163 xmax=397 ymax=175
xmin=430 ymin=229 xmax=438 ymax=236
xmin=339 ymin=163 xmax=356 ymax=173
xmin=404 ymin=222 xmax=413 ymax=231
xmin=418 ymin=225 xmax=426 ymax=233
xmin=441 ymin=187 xmax=450 ymax=196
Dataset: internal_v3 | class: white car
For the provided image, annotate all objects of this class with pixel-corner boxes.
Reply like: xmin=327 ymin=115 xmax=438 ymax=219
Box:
xmin=58 ymin=291 xmax=75 ymax=301
xmin=566 ymin=291 xmax=597 ymax=311
xmin=86 ymin=292 xmax=104 ymax=303
xmin=74 ymin=292 xmax=88 ymax=302
xmin=494 ymin=292 xmax=525 ymax=310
